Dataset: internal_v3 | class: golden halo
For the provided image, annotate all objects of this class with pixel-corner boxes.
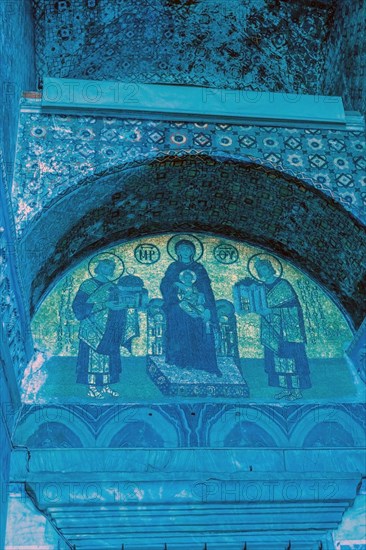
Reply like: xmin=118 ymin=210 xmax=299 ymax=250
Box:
xmin=179 ymin=269 xmax=197 ymax=284
xmin=167 ymin=234 xmax=204 ymax=261
xmin=247 ymin=253 xmax=283 ymax=282
xmin=88 ymin=252 xmax=125 ymax=281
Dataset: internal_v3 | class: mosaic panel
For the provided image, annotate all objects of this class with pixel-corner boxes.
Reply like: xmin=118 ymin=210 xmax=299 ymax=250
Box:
xmin=24 ymin=233 xmax=359 ymax=404
xmin=0 ymin=0 xmax=36 ymax=393
xmin=17 ymin=157 xmax=366 ymax=329
xmin=0 ymin=0 xmax=35 ymax=188
xmin=0 ymin=2 xmax=36 ymax=540
xmin=13 ymin=110 xmax=366 ymax=235
xmin=0 ymin=186 xmax=28 ymax=385
xmin=32 ymin=0 xmax=333 ymax=94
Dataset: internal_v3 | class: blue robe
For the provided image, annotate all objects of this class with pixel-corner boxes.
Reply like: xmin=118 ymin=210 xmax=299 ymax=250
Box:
xmin=72 ymin=278 xmax=128 ymax=385
xmin=160 ymin=261 xmax=219 ymax=374
xmin=261 ymin=278 xmax=311 ymax=390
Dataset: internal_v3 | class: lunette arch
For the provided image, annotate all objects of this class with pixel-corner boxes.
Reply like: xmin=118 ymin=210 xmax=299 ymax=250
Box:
xmin=17 ymin=154 xmax=366 ymax=328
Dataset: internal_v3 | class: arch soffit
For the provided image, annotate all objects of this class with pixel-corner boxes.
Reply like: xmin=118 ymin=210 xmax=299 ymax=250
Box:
xmin=17 ymin=154 xmax=366 ymax=328
xmin=20 ymin=150 xmax=360 ymax=232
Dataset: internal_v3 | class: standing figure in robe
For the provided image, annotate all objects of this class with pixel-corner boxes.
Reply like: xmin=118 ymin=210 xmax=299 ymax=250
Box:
xmin=255 ymin=257 xmax=311 ymax=399
xmin=234 ymin=256 xmax=311 ymax=400
xmin=160 ymin=239 xmax=221 ymax=376
xmin=72 ymin=257 xmax=137 ymax=399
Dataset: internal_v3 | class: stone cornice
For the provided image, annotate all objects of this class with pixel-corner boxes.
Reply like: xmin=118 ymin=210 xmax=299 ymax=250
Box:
xmin=38 ymin=77 xmax=356 ymax=131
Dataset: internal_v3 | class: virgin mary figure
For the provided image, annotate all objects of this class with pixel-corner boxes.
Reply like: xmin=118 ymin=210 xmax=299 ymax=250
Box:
xmin=160 ymin=237 xmax=221 ymax=376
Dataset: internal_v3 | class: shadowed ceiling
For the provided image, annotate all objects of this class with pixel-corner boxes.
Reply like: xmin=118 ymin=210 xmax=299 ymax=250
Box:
xmin=32 ymin=0 xmax=335 ymax=94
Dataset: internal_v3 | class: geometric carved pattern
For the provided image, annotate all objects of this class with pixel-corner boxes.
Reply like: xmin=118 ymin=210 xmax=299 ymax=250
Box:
xmin=14 ymin=109 xmax=366 ymax=237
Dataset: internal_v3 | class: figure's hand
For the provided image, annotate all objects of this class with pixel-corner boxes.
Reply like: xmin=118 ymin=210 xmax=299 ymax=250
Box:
xmin=174 ymin=281 xmax=185 ymax=290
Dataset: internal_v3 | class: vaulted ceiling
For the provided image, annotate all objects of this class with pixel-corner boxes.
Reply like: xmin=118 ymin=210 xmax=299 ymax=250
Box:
xmin=18 ymin=157 xmax=366 ymax=326
xmin=32 ymin=0 xmax=334 ymax=93
xmin=31 ymin=0 xmax=366 ymax=119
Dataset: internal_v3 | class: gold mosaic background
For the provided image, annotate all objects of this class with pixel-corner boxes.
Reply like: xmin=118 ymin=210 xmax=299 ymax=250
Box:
xmin=32 ymin=233 xmax=352 ymax=359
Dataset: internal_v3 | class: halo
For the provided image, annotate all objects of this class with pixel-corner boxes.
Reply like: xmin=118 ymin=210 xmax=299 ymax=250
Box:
xmin=179 ymin=269 xmax=197 ymax=283
xmin=247 ymin=253 xmax=283 ymax=282
xmin=167 ymin=234 xmax=204 ymax=261
xmin=88 ymin=252 xmax=125 ymax=281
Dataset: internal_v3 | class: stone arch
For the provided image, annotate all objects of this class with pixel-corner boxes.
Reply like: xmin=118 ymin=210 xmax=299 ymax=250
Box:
xmin=209 ymin=408 xmax=288 ymax=448
xmin=97 ymin=407 xmax=180 ymax=448
xmin=18 ymin=153 xmax=366 ymax=327
xmin=108 ymin=423 xmax=164 ymax=448
xmin=290 ymin=407 xmax=366 ymax=448
xmin=303 ymin=422 xmax=355 ymax=447
xmin=221 ymin=421 xmax=278 ymax=447
xmin=25 ymin=421 xmax=83 ymax=448
xmin=14 ymin=409 xmax=96 ymax=448
xmin=19 ymin=149 xmax=360 ymax=231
